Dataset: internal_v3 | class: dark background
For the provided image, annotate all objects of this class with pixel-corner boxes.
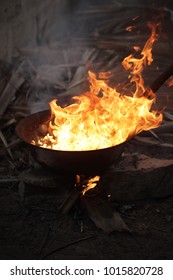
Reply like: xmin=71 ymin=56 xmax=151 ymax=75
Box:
xmin=0 ymin=0 xmax=173 ymax=260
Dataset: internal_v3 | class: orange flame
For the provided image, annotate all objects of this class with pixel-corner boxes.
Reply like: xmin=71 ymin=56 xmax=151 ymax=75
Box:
xmin=32 ymin=23 xmax=162 ymax=151
xmin=122 ymin=22 xmax=158 ymax=97
xmin=82 ymin=175 xmax=100 ymax=195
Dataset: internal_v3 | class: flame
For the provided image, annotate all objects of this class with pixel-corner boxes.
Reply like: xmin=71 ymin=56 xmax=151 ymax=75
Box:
xmin=82 ymin=175 xmax=100 ymax=195
xmin=122 ymin=22 xmax=158 ymax=97
xmin=32 ymin=23 xmax=162 ymax=151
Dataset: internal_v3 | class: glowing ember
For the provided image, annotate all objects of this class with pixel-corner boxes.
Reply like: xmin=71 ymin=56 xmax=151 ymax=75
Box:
xmin=32 ymin=23 xmax=162 ymax=151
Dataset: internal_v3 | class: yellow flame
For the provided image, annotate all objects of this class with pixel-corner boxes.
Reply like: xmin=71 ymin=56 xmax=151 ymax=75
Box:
xmin=32 ymin=23 xmax=162 ymax=151
xmin=82 ymin=175 xmax=100 ymax=195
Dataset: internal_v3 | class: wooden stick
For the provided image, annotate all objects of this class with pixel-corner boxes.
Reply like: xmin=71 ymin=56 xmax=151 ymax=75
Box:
xmin=59 ymin=175 xmax=99 ymax=214
xmin=58 ymin=186 xmax=83 ymax=214
xmin=147 ymin=63 xmax=173 ymax=94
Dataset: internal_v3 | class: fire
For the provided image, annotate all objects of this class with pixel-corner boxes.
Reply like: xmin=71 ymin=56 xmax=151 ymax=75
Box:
xmin=32 ymin=23 xmax=162 ymax=151
xmin=82 ymin=175 xmax=100 ymax=195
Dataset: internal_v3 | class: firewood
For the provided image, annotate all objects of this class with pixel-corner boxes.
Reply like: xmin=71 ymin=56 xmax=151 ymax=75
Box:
xmin=144 ymin=63 xmax=173 ymax=95
xmin=59 ymin=187 xmax=82 ymax=215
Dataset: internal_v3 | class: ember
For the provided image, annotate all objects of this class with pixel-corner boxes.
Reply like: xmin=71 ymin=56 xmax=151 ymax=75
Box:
xmin=32 ymin=23 xmax=162 ymax=151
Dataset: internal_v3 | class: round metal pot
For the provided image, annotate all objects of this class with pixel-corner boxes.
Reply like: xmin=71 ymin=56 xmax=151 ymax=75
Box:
xmin=16 ymin=110 xmax=126 ymax=174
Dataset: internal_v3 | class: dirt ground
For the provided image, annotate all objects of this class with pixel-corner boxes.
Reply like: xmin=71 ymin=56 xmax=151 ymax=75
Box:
xmin=0 ymin=141 xmax=173 ymax=260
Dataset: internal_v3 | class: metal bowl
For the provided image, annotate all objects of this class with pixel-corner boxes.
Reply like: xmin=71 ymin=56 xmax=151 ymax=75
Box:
xmin=16 ymin=110 xmax=126 ymax=175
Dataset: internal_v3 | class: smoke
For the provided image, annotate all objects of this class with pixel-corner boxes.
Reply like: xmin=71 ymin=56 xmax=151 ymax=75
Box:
xmin=0 ymin=0 xmax=172 ymax=114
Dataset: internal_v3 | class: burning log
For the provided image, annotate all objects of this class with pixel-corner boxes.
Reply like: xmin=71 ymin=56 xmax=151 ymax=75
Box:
xmin=59 ymin=175 xmax=129 ymax=233
xmin=59 ymin=175 xmax=100 ymax=215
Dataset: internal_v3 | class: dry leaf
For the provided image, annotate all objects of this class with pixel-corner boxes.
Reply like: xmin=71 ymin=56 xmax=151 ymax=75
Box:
xmin=81 ymin=195 xmax=129 ymax=233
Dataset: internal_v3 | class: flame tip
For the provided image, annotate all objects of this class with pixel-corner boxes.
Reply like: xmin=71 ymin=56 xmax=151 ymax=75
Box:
xmin=33 ymin=22 xmax=162 ymax=152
